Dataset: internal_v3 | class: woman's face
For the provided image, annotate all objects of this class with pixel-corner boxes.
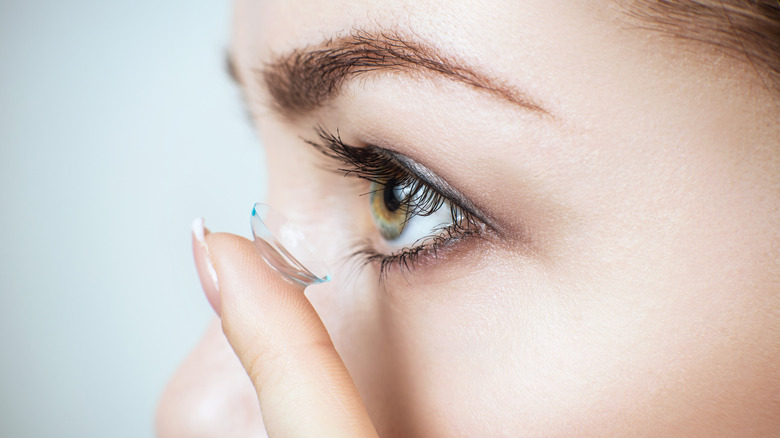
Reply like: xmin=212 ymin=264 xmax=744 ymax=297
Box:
xmin=158 ymin=0 xmax=780 ymax=436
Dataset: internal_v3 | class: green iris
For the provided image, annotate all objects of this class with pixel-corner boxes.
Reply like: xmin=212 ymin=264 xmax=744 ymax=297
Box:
xmin=369 ymin=179 xmax=410 ymax=240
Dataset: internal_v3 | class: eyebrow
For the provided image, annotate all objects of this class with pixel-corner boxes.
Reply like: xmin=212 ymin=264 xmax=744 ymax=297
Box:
xmin=242 ymin=29 xmax=548 ymax=119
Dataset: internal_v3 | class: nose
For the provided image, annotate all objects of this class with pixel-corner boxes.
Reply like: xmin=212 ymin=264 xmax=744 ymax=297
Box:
xmin=155 ymin=319 xmax=268 ymax=438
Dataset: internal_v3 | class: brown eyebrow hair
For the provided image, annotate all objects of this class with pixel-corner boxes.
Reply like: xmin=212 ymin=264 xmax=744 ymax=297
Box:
xmin=253 ymin=29 xmax=548 ymax=119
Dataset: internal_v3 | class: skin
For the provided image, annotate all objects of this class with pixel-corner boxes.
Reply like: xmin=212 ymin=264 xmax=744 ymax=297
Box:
xmin=157 ymin=1 xmax=780 ymax=437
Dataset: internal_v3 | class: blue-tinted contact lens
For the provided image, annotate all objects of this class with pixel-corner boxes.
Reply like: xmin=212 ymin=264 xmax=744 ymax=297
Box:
xmin=250 ymin=203 xmax=331 ymax=287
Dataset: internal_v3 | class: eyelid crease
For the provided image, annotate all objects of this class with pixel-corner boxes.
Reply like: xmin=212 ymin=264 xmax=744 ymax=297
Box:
xmin=377 ymin=147 xmax=499 ymax=232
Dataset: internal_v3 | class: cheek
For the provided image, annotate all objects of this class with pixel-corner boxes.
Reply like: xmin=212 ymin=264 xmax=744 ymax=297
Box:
xmin=373 ymin=273 xmax=779 ymax=437
xmin=155 ymin=320 xmax=267 ymax=438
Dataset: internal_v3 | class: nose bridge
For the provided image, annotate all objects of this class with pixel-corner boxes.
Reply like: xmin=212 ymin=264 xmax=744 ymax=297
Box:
xmin=263 ymin=184 xmax=367 ymax=326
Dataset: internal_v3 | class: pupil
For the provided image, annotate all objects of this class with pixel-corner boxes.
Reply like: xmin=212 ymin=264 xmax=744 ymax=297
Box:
xmin=383 ymin=179 xmax=403 ymax=212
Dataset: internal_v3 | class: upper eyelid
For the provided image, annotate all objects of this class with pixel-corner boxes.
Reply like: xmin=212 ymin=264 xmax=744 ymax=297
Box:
xmin=304 ymin=126 xmax=498 ymax=231
xmin=380 ymin=149 xmax=482 ymax=219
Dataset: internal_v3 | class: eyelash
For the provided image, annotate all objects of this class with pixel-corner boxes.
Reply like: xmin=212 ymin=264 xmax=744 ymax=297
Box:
xmin=304 ymin=126 xmax=482 ymax=278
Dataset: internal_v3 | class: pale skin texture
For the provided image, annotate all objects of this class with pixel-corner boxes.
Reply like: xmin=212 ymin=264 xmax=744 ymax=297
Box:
xmin=156 ymin=0 xmax=780 ymax=436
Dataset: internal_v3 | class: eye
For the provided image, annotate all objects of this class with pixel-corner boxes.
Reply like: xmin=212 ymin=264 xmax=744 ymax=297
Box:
xmin=369 ymin=179 xmax=456 ymax=248
xmin=304 ymin=126 xmax=485 ymax=276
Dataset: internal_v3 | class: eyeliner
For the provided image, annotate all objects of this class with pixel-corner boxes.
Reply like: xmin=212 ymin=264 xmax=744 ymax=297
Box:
xmin=374 ymin=146 xmax=496 ymax=231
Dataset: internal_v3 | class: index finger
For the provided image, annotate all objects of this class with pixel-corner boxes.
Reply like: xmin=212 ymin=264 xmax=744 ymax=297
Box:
xmin=200 ymin=230 xmax=379 ymax=437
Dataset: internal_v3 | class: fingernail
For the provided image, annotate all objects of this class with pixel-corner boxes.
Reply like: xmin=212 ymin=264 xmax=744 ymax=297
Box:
xmin=192 ymin=217 xmax=221 ymax=316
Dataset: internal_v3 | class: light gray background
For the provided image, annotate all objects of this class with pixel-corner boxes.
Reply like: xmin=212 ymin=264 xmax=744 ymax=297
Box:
xmin=0 ymin=1 xmax=266 ymax=436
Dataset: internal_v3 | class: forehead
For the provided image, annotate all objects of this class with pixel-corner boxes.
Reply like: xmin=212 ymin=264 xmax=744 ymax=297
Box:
xmin=231 ymin=0 xmax=635 ymax=112
xmin=233 ymin=1 xmax=620 ymax=67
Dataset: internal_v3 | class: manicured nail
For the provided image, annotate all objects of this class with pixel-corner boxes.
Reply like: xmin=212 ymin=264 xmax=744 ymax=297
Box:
xmin=192 ymin=217 xmax=221 ymax=315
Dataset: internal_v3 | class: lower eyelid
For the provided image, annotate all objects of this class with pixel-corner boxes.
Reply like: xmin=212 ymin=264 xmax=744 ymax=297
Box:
xmin=361 ymin=208 xmax=484 ymax=272
xmin=361 ymin=224 xmax=488 ymax=280
xmin=384 ymin=203 xmax=455 ymax=249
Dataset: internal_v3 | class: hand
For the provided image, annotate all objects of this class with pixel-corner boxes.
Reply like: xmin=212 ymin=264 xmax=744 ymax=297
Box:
xmin=192 ymin=220 xmax=379 ymax=437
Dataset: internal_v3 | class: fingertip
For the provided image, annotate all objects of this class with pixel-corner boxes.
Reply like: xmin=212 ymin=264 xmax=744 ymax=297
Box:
xmin=204 ymin=231 xmax=305 ymax=328
xmin=200 ymin=232 xmax=378 ymax=436
xmin=192 ymin=218 xmax=221 ymax=315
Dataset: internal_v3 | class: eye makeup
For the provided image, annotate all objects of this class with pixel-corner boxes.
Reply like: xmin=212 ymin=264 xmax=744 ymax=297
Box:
xmin=304 ymin=126 xmax=491 ymax=277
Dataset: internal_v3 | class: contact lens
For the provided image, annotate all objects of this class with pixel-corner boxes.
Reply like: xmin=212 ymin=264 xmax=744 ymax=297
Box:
xmin=250 ymin=203 xmax=331 ymax=287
